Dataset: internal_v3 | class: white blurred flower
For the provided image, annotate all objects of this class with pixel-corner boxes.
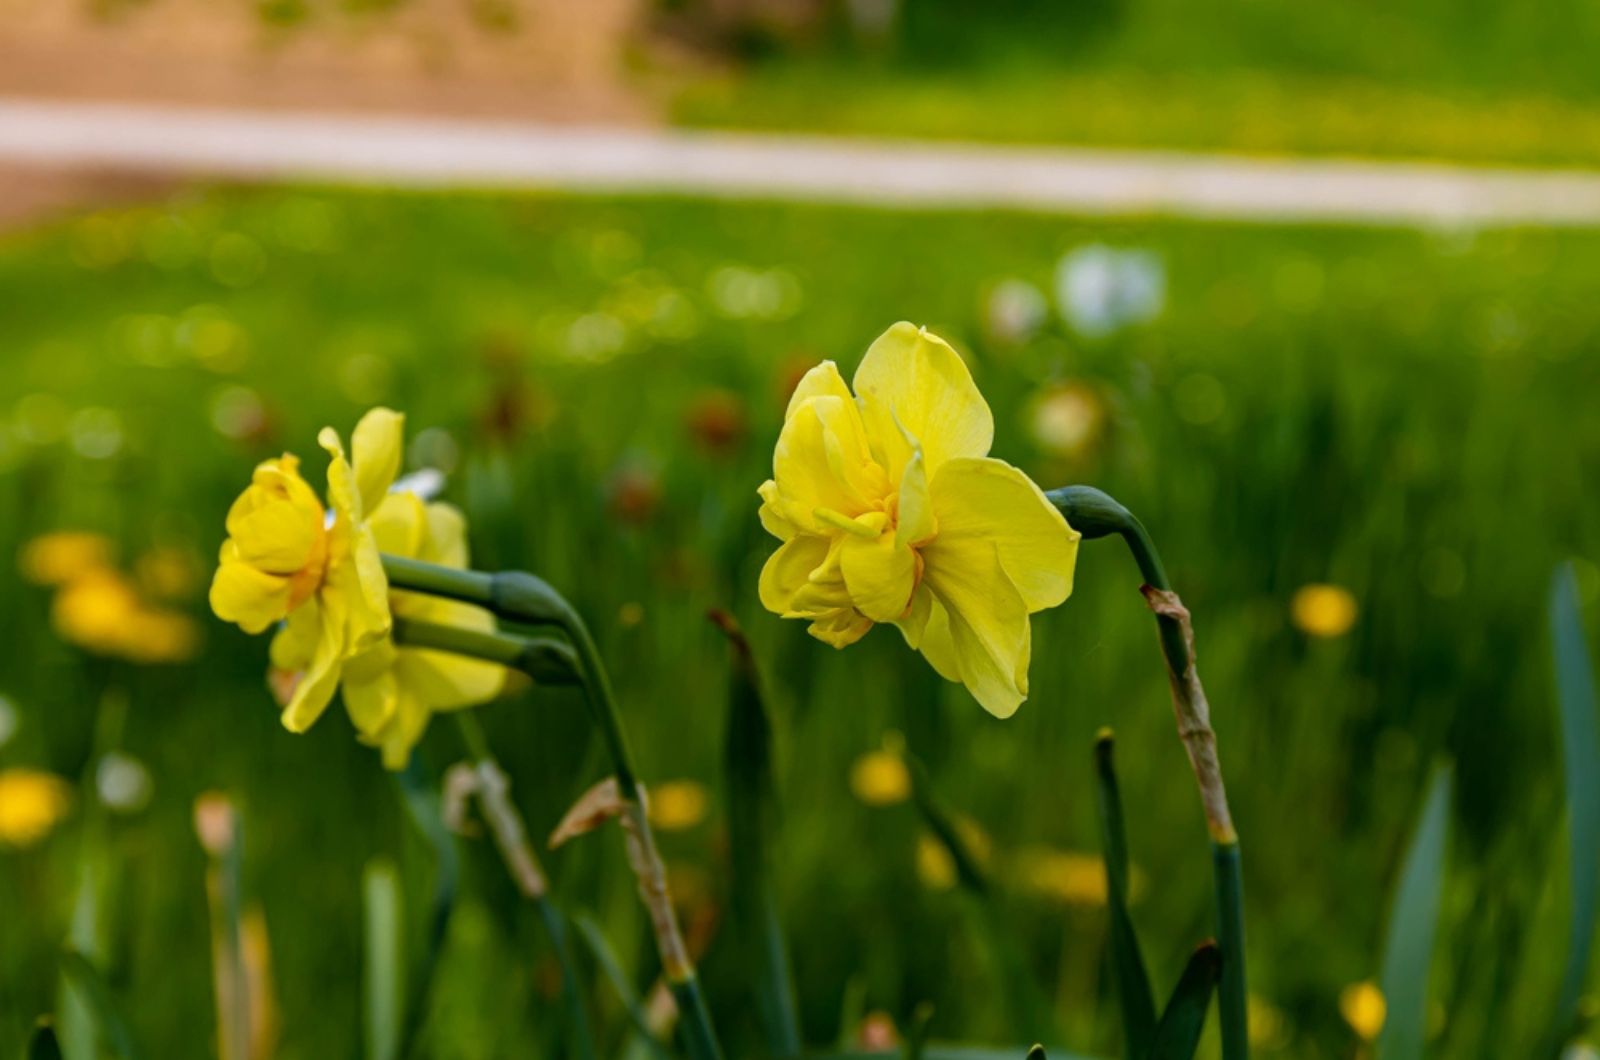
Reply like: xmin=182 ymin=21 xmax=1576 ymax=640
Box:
xmin=97 ymin=751 xmax=153 ymax=814
xmin=0 ymin=694 xmax=17 ymax=749
xmin=1055 ymin=245 xmax=1166 ymax=337
xmin=986 ymin=279 xmax=1048 ymax=344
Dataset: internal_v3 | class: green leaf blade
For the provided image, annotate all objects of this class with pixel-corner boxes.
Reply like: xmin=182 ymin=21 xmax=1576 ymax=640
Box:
xmin=1551 ymin=563 xmax=1600 ymax=1038
xmin=1148 ymin=942 xmax=1222 ymax=1060
xmin=1093 ymin=731 xmax=1157 ymax=1060
xmin=362 ymin=859 xmax=404 ymax=1060
xmin=1377 ymin=765 xmax=1453 ymax=1060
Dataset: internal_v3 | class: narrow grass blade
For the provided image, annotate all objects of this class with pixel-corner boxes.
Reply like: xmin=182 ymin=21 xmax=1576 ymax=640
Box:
xmin=534 ymin=898 xmax=599 ymax=1060
xmin=1551 ymin=563 xmax=1600 ymax=1044
xmin=1092 ymin=731 xmax=1157 ymax=1059
xmin=1377 ymin=765 xmax=1453 ymax=1060
xmin=57 ymin=952 xmax=142 ymax=1060
xmin=572 ymin=913 xmax=672 ymax=1060
xmin=362 ymin=859 xmax=404 ymax=1060
xmin=394 ymin=757 xmax=460 ymax=1059
xmin=903 ymin=1002 xmax=935 ymax=1060
xmin=1149 ymin=942 xmax=1221 ymax=1060
xmin=26 ymin=1020 xmax=63 ymax=1060
xmin=906 ymin=755 xmax=1052 ymax=1041
xmin=711 ymin=610 xmax=803 ymax=1057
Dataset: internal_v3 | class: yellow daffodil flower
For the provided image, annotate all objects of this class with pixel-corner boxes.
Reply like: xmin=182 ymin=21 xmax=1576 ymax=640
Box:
xmin=757 ymin=322 xmax=1080 ymax=718
xmin=210 ymin=410 xmax=395 ymax=735
xmin=263 ymin=410 xmax=506 ymax=768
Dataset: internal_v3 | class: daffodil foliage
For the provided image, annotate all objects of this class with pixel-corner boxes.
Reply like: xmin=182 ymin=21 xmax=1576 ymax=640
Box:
xmin=757 ymin=322 xmax=1080 ymax=718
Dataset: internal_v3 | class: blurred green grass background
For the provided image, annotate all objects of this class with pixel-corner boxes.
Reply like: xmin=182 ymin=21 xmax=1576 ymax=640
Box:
xmin=669 ymin=0 xmax=1600 ymax=165
xmin=1 ymin=187 xmax=1598 ymax=1058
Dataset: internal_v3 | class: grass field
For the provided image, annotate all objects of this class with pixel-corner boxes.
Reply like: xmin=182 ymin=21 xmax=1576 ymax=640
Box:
xmin=671 ymin=0 xmax=1600 ymax=167
xmin=2 ymin=187 xmax=1599 ymax=1058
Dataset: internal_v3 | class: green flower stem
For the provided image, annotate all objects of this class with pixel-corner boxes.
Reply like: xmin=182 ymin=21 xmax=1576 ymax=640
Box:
xmin=451 ymin=713 xmax=597 ymax=1060
xmin=1044 ymin=486 xmax=1248 ymax=1060
xmin=389 ymin=617 xmax=579 ymax=685
xmin=383 ymin=555 xmax=724 ymax=1060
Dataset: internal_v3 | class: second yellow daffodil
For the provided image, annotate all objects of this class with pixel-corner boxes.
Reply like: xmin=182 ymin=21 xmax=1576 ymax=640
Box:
xmin=757 ymin=322 xmax=1080 ymax=718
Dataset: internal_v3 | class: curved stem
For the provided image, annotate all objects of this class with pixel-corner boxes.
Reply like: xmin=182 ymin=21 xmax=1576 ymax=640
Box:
xmin=1046 ymin=485 xmax=1248 ymax=1060
xmin=383 ymin=556 xmax=724 ymax=1060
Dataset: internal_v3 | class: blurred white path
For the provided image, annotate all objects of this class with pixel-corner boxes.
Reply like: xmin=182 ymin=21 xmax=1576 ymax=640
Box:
xmin=5 ymin=96 xmax=1600 ymax=227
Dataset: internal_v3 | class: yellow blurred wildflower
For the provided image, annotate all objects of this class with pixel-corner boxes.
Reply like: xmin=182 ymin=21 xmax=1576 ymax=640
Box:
xmin=0 ymin=768 xmax=73 ymax=847
xmin=261 ymin=409 xmax=506 ymax=768
xmin=19 ymin=531 xmax=114 ymax=586
xmin=51 ymin=567 xmax=199 ymax=664
xmin=1014 ymin=846 xmax=1107 ymax=907
xmin=649 ymin=780 xmax=710 ymax=831
xmin=916 ymin=832 xmax=956 ymax=890
xmin=850 ymin=749 xmax=910 ymax=806
xmin=1291 ymin=583 xmax=1358 ymax=638
xmin=1248 ymin=994 xmax=1291 ymax=1050
xmin=758 ymin=322 xmax=1080 ymax=718
xmin=1340 ymin=980 xmax=1386 ymax=1041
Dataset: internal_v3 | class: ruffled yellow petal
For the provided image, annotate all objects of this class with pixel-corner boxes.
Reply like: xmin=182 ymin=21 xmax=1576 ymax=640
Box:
xmin=921 ymin=538 xmax=1031 ymax=718
xmin=280 ymin=590 xmax=348 ymax=732
xmin=759 ymin=535 xmax=831 ymax=615
xmin=367 ymin=492 xmax=428 ymax=559
xmin=375 ymin=689 xmax=431 ymax=771
xmin=318 ymin=426 xmax=362 ymax=525
xmin=420 ymin=503 xmax=468 ymax=568
xmin=341 ymin=662 xmax=398 ymax=737
xmin=352 ymin=408 xmax=405 ymax=520
xmin=771 ymin=395 xmax=889 ymax=532
xmin=209 ymin=557 xmax=292 ymax=635
xmin=784 ymin=359 xmax=854 ymax=417
xmin=895 ymin=442 xmax=936 ymax=548
xmin=807 ymin=608 xmax=873 ymax=648
xmin=325 ymin=533 xmax=391 ymax=656
xmin=852 ymin=322 xmax=993 ymax=482
xmin=269 ymin=601 xmax=322 ymax=672
xmin=756 ymin=479 xmax=797 ymax=541
xmin=839 ymin=526 xmax=917 ymax=623
xmin=929 ymin=457 xmax=1080 ymax=612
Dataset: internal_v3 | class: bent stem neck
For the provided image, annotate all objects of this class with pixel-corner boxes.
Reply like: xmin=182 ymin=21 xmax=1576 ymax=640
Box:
xmin=1044 ymin=486 xmax=1235 ymax=843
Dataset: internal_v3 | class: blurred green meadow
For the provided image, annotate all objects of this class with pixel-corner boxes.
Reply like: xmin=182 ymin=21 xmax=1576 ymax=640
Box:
xmin=1 ymin=186 xmax=1599 ymax=1058
xmin=670 ymin=0 xmax=1600 ymax=166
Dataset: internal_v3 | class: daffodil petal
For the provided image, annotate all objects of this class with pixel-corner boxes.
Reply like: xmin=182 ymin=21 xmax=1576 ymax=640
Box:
xmin=895 ymin=443 xmax=936 ymax=548
xmin=280 ymin=591 xmax=347 ymax=732
xmin=318 ymin=426 xmax=359 ymax=523
xmin=807 ymin=609 xmax=873 ymax=648
xmin=772 ymin=395 xmax=887 ymax=532
xmin=343 ymin=667 xmax=398 ymax=736
xmin=325 ymin=529 xmax=391 ymax=654
xmin=759 ymin=534 xmax=831 ymax=615
xmin=929 ymin=457 xmax=1080 ymax=612
xmin=839 ymin=529 xmax=917 ymax=623
xmin=853 ymin=322 xmax=993 ymax=481
xmin=367 ymin=492 xmax=427 ymax=558
xmin=269 ymin=601 xmax=322 ymax=672
xmin=226 ymin=494 xmax=318 ymax=573
xmin=785 ymin=359 xmax=854 ymax=418
xmin=352 ymin=408 xmax=405 ymax=519
xmin=922 ymin=539 xmax=1031 ymax=718
xmin=422 ymin=502 xmax=468 ymax=569
xmin=757 ymin=479 xmax=797 ymax=542
xmin=209 ymin=561 xmax=291 ymax=634
xmin=396 ymin=596 xmax=507 ymax=707
xmin=376 ymin=689 xmax=431 ymax=771
xmin=916 ymin=595 xmax=964 ymax=683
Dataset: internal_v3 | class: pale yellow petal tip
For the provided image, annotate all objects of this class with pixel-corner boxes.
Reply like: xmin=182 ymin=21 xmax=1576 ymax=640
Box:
xmin=316 ymin=426 xmax=344 ymax=457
